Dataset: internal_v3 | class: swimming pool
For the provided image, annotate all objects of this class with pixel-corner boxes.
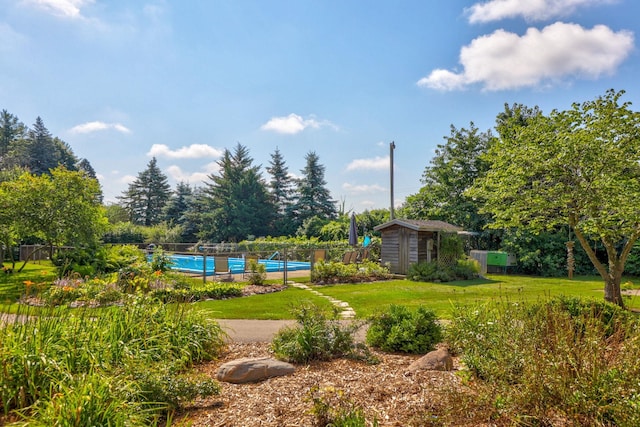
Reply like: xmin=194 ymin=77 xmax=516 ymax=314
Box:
xmin=166 ymin=254 xmax=311 ymax=276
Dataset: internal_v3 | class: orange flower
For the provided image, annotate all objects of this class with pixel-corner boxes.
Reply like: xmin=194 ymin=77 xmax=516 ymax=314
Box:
xmin=62 ymin=286 xmax=73 ymax=292
xmin=154 ymin=270 xmax=162 ymax=277
xmin=23 ymin=280 xmax=34 ymax=287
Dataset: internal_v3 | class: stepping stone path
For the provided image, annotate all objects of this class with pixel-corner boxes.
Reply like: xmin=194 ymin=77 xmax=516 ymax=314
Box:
xmin=289 ymin=283 xmax=356 ymax=319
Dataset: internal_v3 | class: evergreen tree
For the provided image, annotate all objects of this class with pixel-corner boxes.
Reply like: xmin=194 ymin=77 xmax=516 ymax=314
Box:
xmin=76 ymin=158 xmax=97 ymax=179
xmin=199 ymin=143 xmax=275 ymax=242
xmin=119 ymin=157 xmax=171 ymax=226
xmin=163 ymin=181 xmax=193 ymax=226
xmin=0 ymin=110 xmax=25 ymax=161
xmin=292 ymin=151 xmax=336 ymax=229
xmin=53 ymin=137 xmax=79 ymax=171
xmin=24 ymin=117 xmax=59 ymax=175
xmin=266 ymin=148 xmax=296 ymax=236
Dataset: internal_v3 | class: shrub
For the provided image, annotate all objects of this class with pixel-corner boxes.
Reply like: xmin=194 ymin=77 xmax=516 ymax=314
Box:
xmin=407 ymin=258 xmax=480 ymax=283
xmin=366 ymin=305 xmax=443 ymax=354
xmin=445 ymin=297 xmax=640 ymax=425
xmin=150 ymin=282 xmax=243 ymax=303
xmin=125 ymin=361 xmax=220 ymax=410
xmin=245 ymin=259 xmax=267 ymax=286
xmin=271 ymin=303 xmax=373 ymax=364
xmin=311 ymin=260 xmax=389 ymax=284
xmin=150 ymin=248 xmax=174 ymax=273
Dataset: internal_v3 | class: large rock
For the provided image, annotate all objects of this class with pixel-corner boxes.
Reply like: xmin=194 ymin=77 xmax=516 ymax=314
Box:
xmin=216 ymin=357 xmax=295 ymax=384
xmin=405 ymin=348 xmax=453 ymax=373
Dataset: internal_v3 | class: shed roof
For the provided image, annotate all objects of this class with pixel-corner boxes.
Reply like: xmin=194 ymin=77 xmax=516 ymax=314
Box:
xmin=373 ymin=219 xmax=463 ymax=232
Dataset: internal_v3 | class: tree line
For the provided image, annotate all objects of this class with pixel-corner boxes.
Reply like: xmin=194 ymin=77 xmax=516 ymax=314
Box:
xmin=115 ymin=144 xmax=345 ymax=242
xmin=0 ymin=111 xmax=97 ymax=183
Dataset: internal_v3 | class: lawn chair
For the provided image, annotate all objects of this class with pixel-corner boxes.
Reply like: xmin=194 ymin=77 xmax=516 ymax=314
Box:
xmin=214 ymin=256 xmax=233 ymax=281
xmin=359 ymin=248 xmax=370 ymax=263
xmin=342 ymin=251 xmax=357 ymax=264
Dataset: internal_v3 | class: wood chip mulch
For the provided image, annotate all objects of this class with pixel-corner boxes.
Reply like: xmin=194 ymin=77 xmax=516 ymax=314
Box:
xmin=175 ymin=343 xmax=465 ymax=427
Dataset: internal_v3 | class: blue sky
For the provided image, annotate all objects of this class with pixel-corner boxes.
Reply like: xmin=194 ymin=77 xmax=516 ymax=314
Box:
xmin=1 ymin=0 xmax=638 ymax=213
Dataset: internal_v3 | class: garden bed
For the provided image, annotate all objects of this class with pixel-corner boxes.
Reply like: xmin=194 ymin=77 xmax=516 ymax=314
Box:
xmin=177 ymin=342 xmax=465 ymax=427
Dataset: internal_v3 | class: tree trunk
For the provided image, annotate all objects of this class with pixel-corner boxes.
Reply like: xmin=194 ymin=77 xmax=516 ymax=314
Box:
xmin=571 ymin=228 xmax=625 ymax=308
xmin=604 ymin=274 xmax=624 ymax=307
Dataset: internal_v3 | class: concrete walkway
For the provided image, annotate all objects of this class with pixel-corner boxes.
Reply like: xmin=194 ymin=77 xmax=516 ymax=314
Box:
xmin=217 ymin=318 xmax=368 ymax=343
xmin=217 ymin=281 xmax=362 ymax=342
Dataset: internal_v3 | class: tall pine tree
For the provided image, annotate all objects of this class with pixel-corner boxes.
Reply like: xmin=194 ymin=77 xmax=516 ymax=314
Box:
xmin=24 ymin=117 xmax=60 ymax=175
xmin=266 ymin=148 xmax=296 ymax=236
xmin=119 ymin=157 xmax=171 ymax=226
xmin=199 ymin=143 xmax=275 ymax=242
xmin=0 ymin=110 xmax=25 ymax=161
xmin=292 ymin=151 xmax=336 ymax=229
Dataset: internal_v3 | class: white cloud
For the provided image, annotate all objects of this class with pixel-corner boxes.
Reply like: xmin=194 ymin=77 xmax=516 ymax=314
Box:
xmin=260 ymin=113 xmax=337 ymax=135
xmin=342 ymin=183 xmax=386 ymax=194
xmin=346 ymin=156 xmax=390 ymax=171
xmin=466 ymin=0 xmax=617 ymax=23
xmin=119 ymin=174 xmax=136 ymax=184
xmin=418 ymin=22 xmax=634 ymax=91
xmin=70 ymin=121 xmax=131 ymax=134
xmin=166 ymin=162 xmax=220 ymax=184
xmin=147 ymin=144 xmax=223 ymax=159
xmin=22 ymin=0 xmax=93 ymax=19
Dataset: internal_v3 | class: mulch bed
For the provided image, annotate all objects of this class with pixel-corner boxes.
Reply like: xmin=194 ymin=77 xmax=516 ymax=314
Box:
xmin=175 ymin=342 xmax=466 ymax=427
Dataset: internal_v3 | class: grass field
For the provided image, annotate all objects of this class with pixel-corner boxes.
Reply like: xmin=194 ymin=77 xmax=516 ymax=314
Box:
xmin=195 ymin=274 xmax=640 ymax=319
xmin=2 ymin=261 xmax=639 ymax=320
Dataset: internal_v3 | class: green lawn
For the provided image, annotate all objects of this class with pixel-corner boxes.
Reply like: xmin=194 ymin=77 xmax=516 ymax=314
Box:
xmin=195 ymin=286 xmax=335 ymax=319
xmin=195 ymin=274 xmax=640 ymax=319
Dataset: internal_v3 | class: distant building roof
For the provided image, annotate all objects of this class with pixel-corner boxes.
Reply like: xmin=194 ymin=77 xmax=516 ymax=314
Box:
xmin=373 ymin=219 xmax=463 ymax=232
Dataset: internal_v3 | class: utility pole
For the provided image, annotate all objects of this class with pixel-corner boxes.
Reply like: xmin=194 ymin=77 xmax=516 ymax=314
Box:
xmin=390 ymin=141 xmax=396 ymax=220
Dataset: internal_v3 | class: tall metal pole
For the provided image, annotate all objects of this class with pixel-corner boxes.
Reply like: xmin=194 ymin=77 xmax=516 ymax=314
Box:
xmin=390 ymin=141 xmax=396 ymax=220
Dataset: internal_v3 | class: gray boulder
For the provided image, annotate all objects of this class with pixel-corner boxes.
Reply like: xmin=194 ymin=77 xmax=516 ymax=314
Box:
xmin=216 ymin=357 xmax=295 ymax=384
xmin=405 ymin=348 xmax=453 ymax=373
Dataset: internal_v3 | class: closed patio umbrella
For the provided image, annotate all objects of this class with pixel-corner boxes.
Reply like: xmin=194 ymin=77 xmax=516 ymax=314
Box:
xmin=348 ymin=213 xmax=358 ymax=247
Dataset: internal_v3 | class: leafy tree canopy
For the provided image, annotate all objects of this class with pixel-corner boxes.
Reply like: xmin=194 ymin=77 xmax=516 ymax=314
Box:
xmin=469 ymin=89 xmax=640 ymax=307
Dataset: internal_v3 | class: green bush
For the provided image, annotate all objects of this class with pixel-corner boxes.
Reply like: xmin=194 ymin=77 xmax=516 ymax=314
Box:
xmin=150 ymin=282 xmax=243 ymax=303
xmin=407 ymin=258 xmax=479 ymax=283
xmin=126 ymin=361 xmax=220 ymax=410
xmin=245 ymin=259 xmax=267 ymax=286
xmin=271 ymin=303 xmax=373 ymax=364
xmin=445 ymin=297 xmax=640 ymax=425
xmin=311 ymin=260 xmax=389 ymax=284
xmin=150 ymin=248 xmax=174 ymax=273
xmin=366 ymin=305 xmax=443 ymax=354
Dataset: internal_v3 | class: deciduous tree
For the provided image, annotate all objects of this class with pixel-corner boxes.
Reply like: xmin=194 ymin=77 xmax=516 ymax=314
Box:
xmin=469 ymin=90 xmax=640 ymax=307
xmin=402 ymin=122 xmax=493 ymax=232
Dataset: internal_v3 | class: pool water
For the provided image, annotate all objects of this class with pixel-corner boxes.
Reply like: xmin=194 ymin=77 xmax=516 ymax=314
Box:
xmin=165 ymin=254 xmax=311 ymax=276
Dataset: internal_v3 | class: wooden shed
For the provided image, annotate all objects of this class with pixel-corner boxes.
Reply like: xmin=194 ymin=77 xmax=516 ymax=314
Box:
xmin=374 ymin=219 xmax=463 ymax=275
